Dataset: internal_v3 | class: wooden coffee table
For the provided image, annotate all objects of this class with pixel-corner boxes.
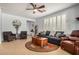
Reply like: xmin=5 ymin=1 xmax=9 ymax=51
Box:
xmin=37 ymin=37 xmax=48 ymax=47
xmin=32 ymin=36 xmax=48 ymax=48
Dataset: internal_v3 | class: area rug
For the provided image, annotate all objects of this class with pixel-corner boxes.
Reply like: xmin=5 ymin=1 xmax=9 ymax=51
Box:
xmin=25 ymin=41 xmax=59 ymax=52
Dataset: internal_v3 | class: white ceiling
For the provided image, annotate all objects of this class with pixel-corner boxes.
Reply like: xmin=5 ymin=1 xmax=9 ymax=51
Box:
xmin=0 ymin=3 xmax=76 ymax=19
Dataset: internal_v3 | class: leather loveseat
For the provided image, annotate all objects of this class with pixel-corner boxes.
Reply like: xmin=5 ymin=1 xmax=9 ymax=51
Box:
xmin=61 ymin=30 xmax=79 ymax=55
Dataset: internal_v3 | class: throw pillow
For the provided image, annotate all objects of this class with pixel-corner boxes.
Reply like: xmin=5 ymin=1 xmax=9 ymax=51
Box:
xmin=56 ymin=33 xmax=61 ymax=38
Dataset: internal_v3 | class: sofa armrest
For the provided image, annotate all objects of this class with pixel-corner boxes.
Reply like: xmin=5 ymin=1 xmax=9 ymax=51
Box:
xmin=75 ymin=41 xmax=79 ymax=46
xmin=61 ymin=37 xmax=69 ymax=40
xmin=69 ymin=37 xmax=79 ymax=41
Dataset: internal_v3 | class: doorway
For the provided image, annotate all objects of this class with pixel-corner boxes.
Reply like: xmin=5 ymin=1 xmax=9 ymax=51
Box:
xmin=27 ymin=21 xmax=35 ymax=36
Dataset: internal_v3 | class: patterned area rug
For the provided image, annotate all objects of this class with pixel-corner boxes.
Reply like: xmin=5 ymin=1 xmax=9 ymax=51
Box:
xmin=25 ymin=41 xmax=59 ymax=52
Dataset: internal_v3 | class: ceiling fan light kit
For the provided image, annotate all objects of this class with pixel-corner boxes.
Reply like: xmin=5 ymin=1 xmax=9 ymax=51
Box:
xmin=33 ymin=9 xmax=37 ymax=12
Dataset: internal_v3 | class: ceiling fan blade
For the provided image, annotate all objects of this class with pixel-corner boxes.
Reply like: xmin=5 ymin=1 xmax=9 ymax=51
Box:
xmin=30 ymin=3 xmax=35 ymax=8
xmin=42 ymin=9 xmax=46 ymax=12
xmin=37 ymin=5 xmax=45 ymax=9
xmin=38 ymin=9 xmax=46 ymax=13
xmin=35 ymin=4 xmax=37 ymax=8
xmin=26 ymin=8 xmax=33 ymax=10
xmin=37 ymin=10 xmax=43 ymax=13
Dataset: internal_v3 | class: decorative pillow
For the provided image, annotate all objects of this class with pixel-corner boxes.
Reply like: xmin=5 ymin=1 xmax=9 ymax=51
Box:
xmin=55 ymin=33 xmax=61 ymax=38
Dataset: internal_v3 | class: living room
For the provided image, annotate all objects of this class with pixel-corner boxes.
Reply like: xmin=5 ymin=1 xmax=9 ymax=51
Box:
xmin=0 ymin=3 xmax=79 ymax=55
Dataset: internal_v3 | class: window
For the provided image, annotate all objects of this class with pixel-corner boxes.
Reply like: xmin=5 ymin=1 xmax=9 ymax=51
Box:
xmin=52 ymin=17 xmax=56 ymax=31
xmin=56 ymin=15 xmax=62 ymax=30
xmin=44 ymin=14 xmax=66 ymax=32
xmin=62 ymin=14 xmax=66 ymax=31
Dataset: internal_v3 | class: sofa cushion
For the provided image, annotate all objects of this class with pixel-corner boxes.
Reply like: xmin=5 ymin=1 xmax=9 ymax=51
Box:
xmin=47 ymin=36 xmax=61 ymax=46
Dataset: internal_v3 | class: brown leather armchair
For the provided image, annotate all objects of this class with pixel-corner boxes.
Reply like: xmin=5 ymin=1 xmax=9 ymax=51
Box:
xmin=61 ymin=30 xmax=79 ymax=55
xmin=3 ymin=31 xmax=16 ymax=42
xmin=20 ymin=31 xmax=27 ymax=39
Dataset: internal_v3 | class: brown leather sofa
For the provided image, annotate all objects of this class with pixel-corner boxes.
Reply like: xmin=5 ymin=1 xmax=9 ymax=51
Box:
xmin=3 ymin=31 xmax=16 ymax=42
xmin=61 ymin=30 xmax=79 ymax=55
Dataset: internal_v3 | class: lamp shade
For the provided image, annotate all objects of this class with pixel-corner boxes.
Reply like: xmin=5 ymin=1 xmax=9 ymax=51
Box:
xmin=12 ymin=19 xmax=21 ymax=27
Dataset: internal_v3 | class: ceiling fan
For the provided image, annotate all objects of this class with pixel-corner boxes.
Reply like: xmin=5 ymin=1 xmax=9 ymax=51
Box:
xmin=26 ymin=3 xmax=46 ymax=14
